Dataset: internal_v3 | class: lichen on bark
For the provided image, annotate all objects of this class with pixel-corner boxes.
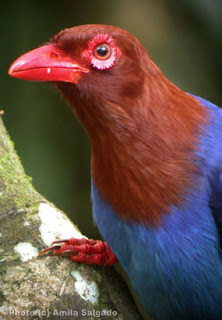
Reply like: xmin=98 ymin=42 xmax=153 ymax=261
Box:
xmin=0 ymin=116 xmax=143 ymax=320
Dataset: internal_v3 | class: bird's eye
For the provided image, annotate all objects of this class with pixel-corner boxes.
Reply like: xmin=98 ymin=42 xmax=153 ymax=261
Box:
xmin=94 ymin=44 xmax=111 ymax=60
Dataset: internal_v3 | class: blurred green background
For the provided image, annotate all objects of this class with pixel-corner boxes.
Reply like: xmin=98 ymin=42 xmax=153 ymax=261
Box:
xmin=1 ymin=1 xmax=221 ymax=239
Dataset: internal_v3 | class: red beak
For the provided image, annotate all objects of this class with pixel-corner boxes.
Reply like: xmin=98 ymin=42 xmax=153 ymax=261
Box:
xmin=8 ymin=45 xmax=89 ymax=83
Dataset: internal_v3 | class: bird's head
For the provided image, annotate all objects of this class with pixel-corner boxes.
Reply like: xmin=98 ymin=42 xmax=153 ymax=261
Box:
xmin=9 ymin=24 xmax=151 ymax=139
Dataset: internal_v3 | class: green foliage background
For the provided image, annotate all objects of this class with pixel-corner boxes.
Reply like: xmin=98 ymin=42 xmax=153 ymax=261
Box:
xmin=1 ymin=1 xmax=221 ymax=238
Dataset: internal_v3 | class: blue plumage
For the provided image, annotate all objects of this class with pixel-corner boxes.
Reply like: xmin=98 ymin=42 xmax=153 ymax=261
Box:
xmin=92 ymin=95 xmax=222 ymax=319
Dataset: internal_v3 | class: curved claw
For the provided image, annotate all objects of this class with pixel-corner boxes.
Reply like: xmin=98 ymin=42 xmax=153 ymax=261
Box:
xmin=51 ymin=239 xmax=71 ymax=245
xmin=38 ymin=244 xmax=61 ymax=256
xmin=39 ymin=239 xmax=73 ymax=256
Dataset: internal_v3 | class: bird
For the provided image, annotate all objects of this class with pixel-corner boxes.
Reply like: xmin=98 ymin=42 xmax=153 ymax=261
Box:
xmin=8 ymin=24 xmax=222 ymax=320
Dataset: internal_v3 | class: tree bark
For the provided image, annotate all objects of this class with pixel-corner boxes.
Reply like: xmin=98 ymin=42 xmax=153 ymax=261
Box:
xmin=0 ymin=116 xmax=143 ymax=320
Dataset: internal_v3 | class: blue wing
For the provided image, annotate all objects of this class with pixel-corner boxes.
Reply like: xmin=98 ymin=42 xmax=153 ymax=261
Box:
xmin=194 ymin=94 xmax=222 ymax=253
xmin=209 ymin=166 xmax=222 ymax=250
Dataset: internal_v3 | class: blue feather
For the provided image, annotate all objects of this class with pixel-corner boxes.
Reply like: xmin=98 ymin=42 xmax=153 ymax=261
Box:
xmin=91 ymin=95 xmax=222 ymax=319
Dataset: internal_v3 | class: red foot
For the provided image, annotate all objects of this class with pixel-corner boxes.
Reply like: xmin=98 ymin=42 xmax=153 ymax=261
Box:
xmin=39 ymin=238 xmax=118 ymax=266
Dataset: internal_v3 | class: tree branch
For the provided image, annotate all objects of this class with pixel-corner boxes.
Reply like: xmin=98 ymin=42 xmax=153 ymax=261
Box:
xmin=0 ymin=116 xmax=143 ymax=320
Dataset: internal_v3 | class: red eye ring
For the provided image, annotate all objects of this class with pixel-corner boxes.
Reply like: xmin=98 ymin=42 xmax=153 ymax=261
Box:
xmin=85 ymin=34 xmax=121 ymax=70
xmin=94 ymin=44 xmax=111 ymax=60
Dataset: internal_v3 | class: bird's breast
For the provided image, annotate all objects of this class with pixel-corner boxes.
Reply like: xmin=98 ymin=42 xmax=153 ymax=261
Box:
xmin=91 ymin=178 xmax=222 ymax=319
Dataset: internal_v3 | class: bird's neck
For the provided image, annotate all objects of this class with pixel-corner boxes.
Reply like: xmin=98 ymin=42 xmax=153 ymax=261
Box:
xmin=57 ymin=73 xmax=207 ymax=225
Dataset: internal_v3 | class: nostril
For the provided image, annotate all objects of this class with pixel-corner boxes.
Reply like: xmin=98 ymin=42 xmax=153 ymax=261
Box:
xmin=49 ymin=52 xmax=59 ymax=59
